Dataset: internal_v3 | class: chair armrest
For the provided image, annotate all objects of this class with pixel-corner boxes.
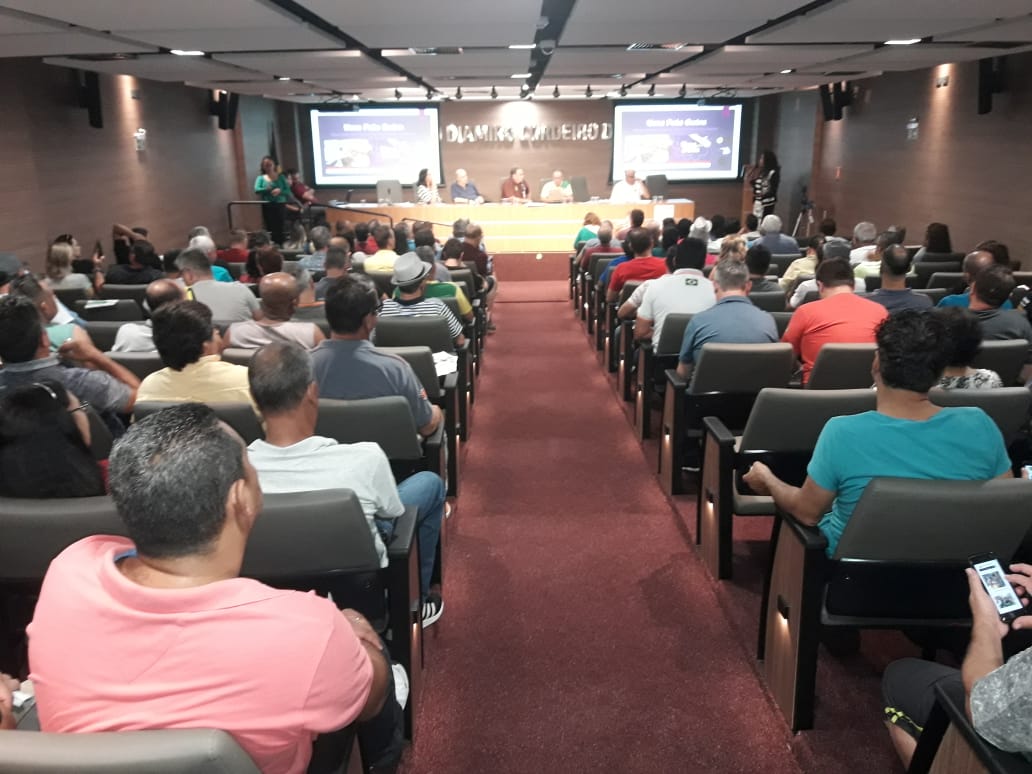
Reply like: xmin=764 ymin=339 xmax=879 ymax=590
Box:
xmin=386 ymin=505 xmax=419 ymax=561
xmin=440 ymin=371 xmax=458 ymax=392
xmin=664 ymin=367 xmax=687 ymax=392
xmin=701 ymin=415 xmax=735 ymax=447
xmin=777 ymin=508 xmax=829 ymax=554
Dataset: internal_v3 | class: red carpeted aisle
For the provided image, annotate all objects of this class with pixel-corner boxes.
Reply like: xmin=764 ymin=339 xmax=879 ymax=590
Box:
xmin=403 ymin=282 xmax=801 ymax=773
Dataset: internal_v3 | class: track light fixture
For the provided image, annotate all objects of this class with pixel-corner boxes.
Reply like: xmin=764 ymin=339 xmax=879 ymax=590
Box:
xmin=619 ymin=84 xmax=627 ymax=97
xmin=585 ymin=85 xmax=593 ymax=98
xmin=553 ymin=85 xmax=560 ymax=98
xmin=394 ymin=88 xmax=401 ymax=100
xmin=491 ymin=85 xmax=498 ymax=99
xmin=455 ymin=86 xmax=462 ymax=99
xmin=426 ymin=87 xmax=433 ymax=100
xmin=648 ymin=83 xmax=655 ymax=96
xmin=679 ymin=83 xmax=687 ymax=99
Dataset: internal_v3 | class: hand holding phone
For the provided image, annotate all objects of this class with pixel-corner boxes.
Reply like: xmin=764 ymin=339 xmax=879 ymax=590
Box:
xmin=969 ymin=553 xmax=1026 ymax=623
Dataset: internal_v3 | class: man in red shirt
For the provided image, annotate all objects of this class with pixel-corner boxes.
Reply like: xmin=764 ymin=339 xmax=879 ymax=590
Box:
xmin=28 ymin=403 xmax=403 ymax=774
xmin=216 ymin=229 xmax=249 ymax=265
xmin=578 ymin=224 xmax=619 ymax=269
xmin=500 ymin=167 xmax=530 ymax=202
xmin=782 ymin=257 xmax=888 ymax=384
xmin=286 ymin=168 xmax=318 ymax=205
xmin=606 ymin=228 xmax=667 ymax=303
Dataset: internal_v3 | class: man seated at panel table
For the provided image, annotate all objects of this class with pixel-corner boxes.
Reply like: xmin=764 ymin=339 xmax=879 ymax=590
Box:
xmin=743 ymin=309 xmax=1011 ymax=556
xmin=540 ymin=169 xmax=573 ymax=202
xmin=226 ymin=273 xmax=325 ymax=351
xmin=246 ymin=342 xmax=446 ymax=627
xmin=360 ymin=225 xmax=399 ymax=273
xmin=609 ymin=168 xmax=649 ymax=204
xmin=605 ymin=228 xmax=667 ymax=304
xmin=676 ymin=258 xmax=778 ymax=380
xmin=311 ymin=274 xmax=443 ymax=439
xmin=781 ymin=257 xmax=888 ymax=385
xmin=500 ymin=167 xmax=531 ymax=203
xmin=450 ymin=168 xmax=484 ymax=204
xmin=27 ymin=402 xmax=405 ymax=774
xmin=635 ymin=237 xmax=715 ymax=349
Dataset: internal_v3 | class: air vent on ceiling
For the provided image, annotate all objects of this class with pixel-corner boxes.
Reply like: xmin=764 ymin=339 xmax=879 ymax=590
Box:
xmin=66 ymin=53 xmax=138 ymax=61
xmin=626 ymin=42 xmax=685 ymax=51
xmin=822 ymin=71 xmax=866 ymax=76
xmin=408 ymin=47 xmax=463 ymax=55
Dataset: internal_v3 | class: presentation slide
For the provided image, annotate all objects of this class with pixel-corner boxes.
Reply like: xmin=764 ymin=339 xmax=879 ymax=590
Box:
xmin=309 ymin=107 xmax=441 ymax=187
xmin=612 ymin=104 xmax=744 ymax=182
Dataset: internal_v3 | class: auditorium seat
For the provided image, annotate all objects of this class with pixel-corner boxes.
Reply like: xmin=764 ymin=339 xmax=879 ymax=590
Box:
xmin=747 ymin=290 xmax=787 ymax=312
xmin=768 ymin=254 xmax=799 ymax=278
xmin=806 ymin=344 xmax=877 ymax=389
xmin=760 ymin=477 xmax=1031 ymax=731
xmin=606 ymin=280 xmax=640 ymax=373
xmin=586 ymin=257 xmax=615 ymax=336
xmin=52 ymin=287 xmax=89 ymax=310
xmin=633 ymin=313 xmax=694 ymax=440
xmin=2 ymin=727 xmax=260 ymax=774
xmin=969 ymin=339 xmax=1029 ymax=386
xmin=73 ymin=299 xmax=142 ymax=322
xmin=98 ymin=284 xmax=148 ymax=309
xmin=913 ymin=287 xmax=947 ymax=305
xmin=918 ymin=265 xmax=963 ymax=289
xmin=698 ymin=388 xmax=876 ymax=578
xmin=108 ymin=351 xmax=163 ymax=380
xmin=918 ymin=251 xmax=965 ymax=265
xmin=771 ymin=311 xmax=793 ymax=339
xmin=227 ymin=262 xmax=245 ymax=280
xmin=929 ymin=387 xmax=1031 ymax=449
xmin=134 ymin=402 xmax=263 ymax=445
xmin=220 ymin=347 xmax=256 ymax=367
xmin=242 ymin=490 xmax=422 ymax=741
xmin=658 ymin=343 xmax=795 ymax=495
xmin=85 ymin=320 xmax=123 ymax=352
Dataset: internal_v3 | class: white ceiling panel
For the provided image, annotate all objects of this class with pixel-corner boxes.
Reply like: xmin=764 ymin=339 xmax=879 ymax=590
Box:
xmin=936 ymin=15 xmax=1032 ymax=42
xmin=547 ymin=47 xmax=704 ymax=76
xmin=387 ymin=50 xmax=533 ymax=78
xmin=830 ymin=44 xmax=1022 ymax=71
xmin=0 ymin=33 xmax=156 ymax=57
xmin=689 ymin=44 xmax=873 ymax=72
xmin=125 ymin=25 xmax=343 ymax=52
xmin=213 ymin=50 xmax=400 ymax=81
xmin=0 ymin=9 xmax=68 ymax=34
xmin=297 ymin=0 xmax=541 ymax=47
xmin=43 ymin=54 xmax=267 ymax=81
xmin=189 ymin=79 xmax=333 ymax=97
xmin=0 ymin=0 xmax=297 ymax=30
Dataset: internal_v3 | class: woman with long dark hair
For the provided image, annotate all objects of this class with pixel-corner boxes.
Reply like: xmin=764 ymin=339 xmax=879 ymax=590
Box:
xmin=415 ymin=168 xmax=441 ymax=204
xmin=0 ymin=380 xmax=105 ymax=498
xmin=914 ymin=222 xmax=953 ymax=260
xmin=254 ymin=156 xmax=292 ymax=245
xmin=749 ymin=150 xmax=781 ymax=219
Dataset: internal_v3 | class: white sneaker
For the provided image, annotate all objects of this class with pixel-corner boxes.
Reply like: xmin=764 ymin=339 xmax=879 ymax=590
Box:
xmin=392 ymin=663 xmax=409 ymax=709
xmin=421 ymin=593 xmax=444 ymax=627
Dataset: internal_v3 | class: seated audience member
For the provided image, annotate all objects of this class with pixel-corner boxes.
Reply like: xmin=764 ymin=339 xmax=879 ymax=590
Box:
xmin=597 ymin=238 xmax=632 ymax=290
xmin=400 ymin=247 xmax=474 ymax=323
xmin=852 ymin=231 xmax=890 ymax=279
xmin=45 ymin=242 xmax=92 ymax=295
xmin=8 ymin=274 xmax=88 ymax=352
xmin=178 ymin=248 xmax=259 ymax=323
xmin=104 ymin=240 xmax=163 ymax=285
xmin=976 ymin=239 xmax=1012 ymax=268
xmin=912 ymin=221 xmax=952 ymax=261
xmin=501 ymin=167 xmax=531 ymax=203
xmin=868 ymin=244 xmax=933 ymax=313
xmin=281 ymin=222 xmax=308 ymax=252
xmin=354 ymin=222 xmax=374 ymax=256
xmin=247 ymin=343 xmax=446 ymax=625
xmin=938 ymin=250 xmax=1011 ymax=308
xmin=744 ymin=309 xmax=1010 ymax=555
xmin=719 ymin=237 xmax=747 ymax=263
xmin=739 ymin=213 xmax=761 ymax=241
xmin=0 ymin=296 xmax=137 ymax=420
xmin=285 ymin=264 xmax=326 ymax=322
xmin=609 ymin=168 xmax=649 ymax=204
xmin=393 ymin=223 xmax=412 ymax=255
xmin=819 ymin=217 xmax=849 ymax=245
xmin=361 ymin=225 xmax=399 ymax=272
xmin=967 ymin=264 xmax=1032 ymax=379
xmin=413 ymin=228 xmax=451 ymax=280
xmin=242 ymin=245 xmax=284 ymax=285
xmin=240 ymin=231 xmax=273 ymax=282
xmin=110 ymin=224 xmax=148 ymax=265
xmin=882 ymin=565 xmax=1032 ymax=769
xmin=606 ymin=229 xmax=668 ymax=303
xmin=0 ymin=380 xmax=105 ymax=498
xmin=616 ymin=208 xmax=647 ymax=242
xmin=137 ymin=300 xmax=254 ymax=407
xmin=379 ymin=253 xmax=465 ymax=348
xmin=540 ymin=169 xmax=573 ymax=202
xmin=27 ymin=402 xmax=403 ymax=772
xmin=661 ymin=225 xmax=680 ymax=258
xmin=677 ymin=259 xmax=778 ymax=379
xmin=299 ymin=225 xmax=330 ymax=272
xmin=450 ymin=168 xmax=484 ymax=204
xmin=933 ymin=307 xmax=1004 ymax=389
xmin=226 ymin=273 xmax=324 ymax=351
xmin=440 ymin=237 xmax=473 ymax=282
xmin=789 ymin=243 xmax=866 ymax=309
xmin=574 ymin=212 xmax=601 ymax=248
xmin=745 ymin=245 xmax=782 ymax=292
xmin=780 ymin=236 xmax=823 ymax=291
xmin=312 ymin=275 xmax=443 ymax=437
xmin=580 ymin=219 xmax=616 ymax=254
xmin=689 ymin=217 xmax=711 ymax=247
xmin=161 ymin=249 xmax=181 ymax=280
xmin=578 ymin=224 xmax=617 ymax=270
xmin=460 ymin=224 xmax=497 ymax=328
xmin=707 ymin=214 xmax=727 ymax=252
xmin=111 ymin=279 xmax=185 ymax=353
xmin=315 ymin=245 xmax=350 ymax=301
xmin=216 ymin=229 xmax=249 ymax=265
xmin=849 ymin=221 xmax=878 ymax=265
xmin=187 ymin=235 xmax=233 ymax=282
xmin=646 ymin=220 xmax=665 ymax=257
xmin=782 ymin=257 xmax=889 ymax=384
xmin=635 ymin=238 xmax=715 ymax=347
xmin=755 ymin=215 xmax=800 ymax=255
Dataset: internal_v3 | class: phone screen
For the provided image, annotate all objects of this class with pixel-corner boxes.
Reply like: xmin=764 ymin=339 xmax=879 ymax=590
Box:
xmin=973 ymin=557 xmax=1024 ymax=616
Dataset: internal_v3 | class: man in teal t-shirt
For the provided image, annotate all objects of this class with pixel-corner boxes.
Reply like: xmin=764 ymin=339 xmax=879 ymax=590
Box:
xmin=743 ymin=310 xmax=1011 ymax=556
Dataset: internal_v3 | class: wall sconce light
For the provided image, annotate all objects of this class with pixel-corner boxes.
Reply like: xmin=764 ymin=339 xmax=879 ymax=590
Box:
xmin=906 ymin=116 xmax=919 ymax=141
xmin=935 ymin=74 xmax=950 ymax=88
xmin=776 ymin=594 xmax=790 ymax=623
xmin=133 ymin=127 xmax=147 ymax=151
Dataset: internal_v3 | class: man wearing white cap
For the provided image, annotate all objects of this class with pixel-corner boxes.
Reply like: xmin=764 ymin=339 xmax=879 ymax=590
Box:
xmin=378 ymin=252 xmax=465 ymax=350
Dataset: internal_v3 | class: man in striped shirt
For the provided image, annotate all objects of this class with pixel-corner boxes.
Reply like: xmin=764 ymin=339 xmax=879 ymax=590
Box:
xmin=379 ymin=252 xmax=465 ymax=351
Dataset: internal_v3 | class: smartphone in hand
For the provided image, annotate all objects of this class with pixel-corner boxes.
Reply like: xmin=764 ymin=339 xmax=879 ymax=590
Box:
xmin=970 ymin=552 xmax=1026 ymax=623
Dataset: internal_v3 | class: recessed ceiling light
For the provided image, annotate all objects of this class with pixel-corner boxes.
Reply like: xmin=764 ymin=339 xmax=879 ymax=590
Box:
xmin=276 ymin=76 xmax=291 ymax=81
xmin=508 ymin=44 xmax=536 ymax=50
xmin=779 ymin=68 xmax=794 ymax=74
xmin=511 ymin=73 xmax=531 ymax=79
xmin=885 ymin=38 xmax=921 ymax=45
xmin=170 ymin=49 xmax=204 ymax=56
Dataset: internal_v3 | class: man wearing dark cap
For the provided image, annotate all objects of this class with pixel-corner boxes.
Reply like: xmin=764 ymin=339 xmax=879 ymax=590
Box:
xmin=378 ymin=252 xmax=465 ymax=349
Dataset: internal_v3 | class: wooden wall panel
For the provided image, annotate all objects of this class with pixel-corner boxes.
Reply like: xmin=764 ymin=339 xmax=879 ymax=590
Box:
xmin=809 ymin=52 xmax=1032 ymax=265
xmin=0 ymin=59 xmax=240 ymax=270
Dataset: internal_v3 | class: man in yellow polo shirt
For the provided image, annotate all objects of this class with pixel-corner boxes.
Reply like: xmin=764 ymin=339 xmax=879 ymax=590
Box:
xmin=362 ymin=225 xmax=400 ymax=272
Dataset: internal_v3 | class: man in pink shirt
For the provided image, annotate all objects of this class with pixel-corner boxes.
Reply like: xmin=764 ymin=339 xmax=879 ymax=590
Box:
xmin=782 ymin=257 xmax=889 ymax=384
xmin=28 ymin=403 xmax=401 ymax=774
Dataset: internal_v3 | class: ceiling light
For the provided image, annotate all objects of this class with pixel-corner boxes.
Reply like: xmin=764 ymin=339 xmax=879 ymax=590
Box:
xmin=170 ymin=49 xmax=204 ymax=56
xmin=426 ymin=87 xmax=433 ymax=100
xmin=679 ymin=83 xmax=687 ymax=98
xmin=511 ymin=73 xmax=531 ymax=79
xmin=585 ymin=85 xmax=593 ymax=98
xmin=553 ymin=85 xmax=560 ymax=98
xmin=780 ymin=68 xmax=794 ymax=74
xmin=394 ymin=88 xmax=402 ymax=99
xmin=885 ymin=38 xmax=921 ymax=45
xmin=619 ymin=85 xmax=627 ymax=97
xmin=455 ymin=86 xmax=462 ymax=99
xmin=491 ymin=85 xmax=498 ymax=99
xmin=508 ymin=43 xmax=536 ymax=50
xmin=648 ymin=84 xmax=655 ymax=96
xmin=276 ymin=76 xmax=291 ymax=81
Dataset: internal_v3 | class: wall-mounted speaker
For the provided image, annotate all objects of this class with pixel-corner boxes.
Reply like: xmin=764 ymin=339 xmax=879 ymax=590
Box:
xmin=819 ymin=84 xmax=834 ymax=121
xmin=831 ymin=82 xmax=844 ymax=120
xmin=217 ymin=91 xmax=239 ymax=130
xmin=978 ymin=58 xmax=994 ymax=115
xmin=79 ymin=71 xmax=103 ymax=129
xmin=837 ymin=81 xmax=854 ymax=107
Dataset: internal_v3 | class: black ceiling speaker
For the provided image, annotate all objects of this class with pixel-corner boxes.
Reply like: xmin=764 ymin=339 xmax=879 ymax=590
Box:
xmin=831 ymin=82 xmax=844 ymax=119
xmin=217 ymin=91 xmax=239 ymax=130
xmin=819 ymin=84 xmax=834 ymax=121
xmin=79 ymin=71 xmax=103 ymax=129
xmin=837 ymin=81 xmax=853 ymax=107
xmin=977 ymin=57 xmax=1006 ymax=115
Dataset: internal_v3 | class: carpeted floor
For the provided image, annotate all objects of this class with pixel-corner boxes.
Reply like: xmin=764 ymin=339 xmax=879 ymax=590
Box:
xmin=404 ymin=289 xmax=804 ymax=773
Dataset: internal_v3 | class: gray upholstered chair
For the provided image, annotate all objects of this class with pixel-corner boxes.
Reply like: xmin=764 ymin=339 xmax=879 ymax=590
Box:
xmin=929 ymin=387 xmax=1031 ymax=445
xmin=85 ymin=320 xmax=125 ymax=353
xmin=925 ymin=272 xmax=964 ymax=291
xmin=220 ymin=347 xmax=257 ymax=367
xmin=108 ymin=351 xmax=163 ymax=380
xmin=806 ymin=343 xmax=877 ymax=389
xmin=913 ymin=259 xmax=963 ymax=287
xmin=698 ymin=388 xmax=876 ymax=580
xmin=969 ymin=339 xmax=1029 ymax=386
xmin=769 ymin=254 xmax=801 ymax=277
xmin=771 ymin=311 xmax=793 ymax=339
xmin=606 ymin=280 xmax=640 ymax=373
xmin=747 ymin=291 xmax=787 ymax=312
xmin=98 ymin=284 xmax=148 ymax=309
xmin=72 ymin=299 xmax=142 ymax=322
xmin=134 ymin=402 xmax=264 ymax=445
xmin=761 ymin=478 xmax=1032 ymax=732
xmin=633 ymin=312 xmax=694 ymax=440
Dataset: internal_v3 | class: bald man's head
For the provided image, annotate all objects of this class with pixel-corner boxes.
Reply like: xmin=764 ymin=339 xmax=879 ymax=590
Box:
xmin=145 ymin=278 xmax=185 ymax=315
xmin=259 ymin=272 xmax=300 ymax=320
xmin=963 ymin=250 xmax=994 ymax=281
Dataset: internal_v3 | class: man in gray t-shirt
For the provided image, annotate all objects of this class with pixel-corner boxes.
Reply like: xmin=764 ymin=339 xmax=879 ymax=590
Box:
xmin=178 ymin=247 xmax=259 ymax=323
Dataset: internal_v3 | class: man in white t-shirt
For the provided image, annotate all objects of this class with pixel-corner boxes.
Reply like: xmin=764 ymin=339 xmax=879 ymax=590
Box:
xmin=246 ymin=342 xmax=446 ymax=627
xmin=849 ymin=221 xmax=878 ymax=266
xmin=634 ymin=238 xmax=716 ymax=347
xmin=111 ymin=278 xmax=184 ymax=352
xmin=609 ymin=168 xmax=649 ymax=204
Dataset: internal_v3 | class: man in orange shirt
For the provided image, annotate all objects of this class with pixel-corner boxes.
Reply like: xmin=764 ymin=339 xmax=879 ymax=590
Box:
xmin=781 ymin=257 xmax=888 ymax=384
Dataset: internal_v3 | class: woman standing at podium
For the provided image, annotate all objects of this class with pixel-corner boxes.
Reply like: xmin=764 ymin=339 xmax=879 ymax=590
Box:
xmin=416 ymin=168 xmax=442 ymax=204
xmin=749 ymin=150 xmax=781 ymax=219
xmin=254 ymin=156 xmax=291 ymax=245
